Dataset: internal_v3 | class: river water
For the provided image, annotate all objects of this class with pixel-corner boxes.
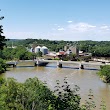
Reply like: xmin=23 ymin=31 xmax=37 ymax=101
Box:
xmin=0 ymin=61 xmax=110 ymax=110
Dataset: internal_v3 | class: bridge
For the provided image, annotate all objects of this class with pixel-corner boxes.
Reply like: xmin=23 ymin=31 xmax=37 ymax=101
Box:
xmin=6 ymin=60 xmax=110 ymax=69
xmin=6 ymin=60 xmax=48 ymax=67
xmin=37 ymin=59 xmax=110 ymax=69
xmin=6 ymin=61 xmax=18 ymax=67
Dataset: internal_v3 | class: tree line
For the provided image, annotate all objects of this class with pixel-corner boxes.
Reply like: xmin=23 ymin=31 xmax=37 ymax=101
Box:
xmin=6 ymin=39 xmax=110 ymax=57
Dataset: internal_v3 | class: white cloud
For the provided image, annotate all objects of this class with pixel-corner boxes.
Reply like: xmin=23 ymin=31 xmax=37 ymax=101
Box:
xmin=67 ymin=20 xmax=73 ymax=23
xmin=57 ymin=28 xmax=65 ymax=31
xmin=48 ymin=22 xmax=110 ymax=41
xmin=100 ymin=25 xmax=110 ymax=30
xmin=68 ymin=22 xmax=96 ymax=32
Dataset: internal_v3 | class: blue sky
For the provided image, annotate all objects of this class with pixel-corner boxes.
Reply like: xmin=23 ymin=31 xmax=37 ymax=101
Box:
xmin=0 ymin=0 xmax=110 ymax=41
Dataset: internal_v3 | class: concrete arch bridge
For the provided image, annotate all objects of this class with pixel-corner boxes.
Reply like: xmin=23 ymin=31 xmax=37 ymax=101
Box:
xmin=6 ymin=60 xmax=110 ymax=69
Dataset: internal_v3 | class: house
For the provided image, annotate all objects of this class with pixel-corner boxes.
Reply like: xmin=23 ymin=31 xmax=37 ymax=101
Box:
xmin=56 ymin=51 xmax=67 ymax=59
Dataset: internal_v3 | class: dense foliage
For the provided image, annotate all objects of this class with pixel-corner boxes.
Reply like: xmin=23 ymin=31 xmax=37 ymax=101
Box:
xmin=0 ymin=77 xmax=105 ymax=110
xmin=0 ymin=11 xmax=7 ymax=73
xmin=0 ymin=11 xmax=5 ymax=55
xmin=0 ymin=58 xmax=6 ymax=73
xmin=2 ymin=46 xmax=37 ymax=60
xmin=0 ymin=15 xmax=5 ymax=50
xmin=78 ymin=41 xmax=110 ymax=57
xmin=98 ymin=65 xmax=110 ymax=83
xmin=6 ymin=39 xmax=110 ymax=57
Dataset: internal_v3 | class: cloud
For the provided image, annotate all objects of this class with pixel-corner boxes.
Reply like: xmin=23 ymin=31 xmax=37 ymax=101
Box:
xmin=5 ymin=22 xmax=110 ymax=41
xmin=67 ymin=20 xmax=73 ymax=23
xmin=49 ymin=22 xmax=110 ymax=41
xmin=68 ymin=22 xmax=96 ymax=32
xmin=100 ymin=25 xmax=110 ymax=30
xmin=57 ymin=28 xmax=65 ymax=31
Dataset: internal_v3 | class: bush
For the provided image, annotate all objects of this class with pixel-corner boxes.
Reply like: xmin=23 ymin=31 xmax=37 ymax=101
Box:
xmin=0 ymin=58 xmax=6 ymax=73
xmin=98 ymin=65 xmax=110 ymax=83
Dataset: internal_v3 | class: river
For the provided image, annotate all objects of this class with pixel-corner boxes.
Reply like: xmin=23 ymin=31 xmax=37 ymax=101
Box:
xmin=0 ymin=61 xmax=110 ymax=110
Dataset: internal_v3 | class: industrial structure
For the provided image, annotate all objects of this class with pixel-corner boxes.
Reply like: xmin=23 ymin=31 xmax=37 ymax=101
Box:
xmin=40 ymin=46 xmax=48 ymax=55
xmin=29 ymin=45 xmax=48 ymax=55
xmin=34 ymin=46 xmax=41 ymax=53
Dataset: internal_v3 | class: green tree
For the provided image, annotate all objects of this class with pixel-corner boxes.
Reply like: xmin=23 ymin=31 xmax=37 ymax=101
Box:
xmin=0 ymin=77 xmax=107 ymax=110
xmin=98 ymin=65 xmax=110 ymax=83
xmin=0 ymin=10 xmax=7 ymax=73
xmin=0 ymin=10 xmax=5 ymax=50
xmin=0 ymin=58 xmax=6 ymax=73
xmin=50 ymin=78 xmax=82 ymax=110
xmin=36 ymin=51 xmax=42 ymax=57
xmin=2 ymin=48 xmax=13 ymax=60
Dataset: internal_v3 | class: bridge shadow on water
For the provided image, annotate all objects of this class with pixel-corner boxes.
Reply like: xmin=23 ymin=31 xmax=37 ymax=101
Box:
xmin=84 ymin=68 xmax=99 ymax=71
xmin=46 ymin=65 xmax=99 ymax=71
xmin=16 ymin=66 xmax=35 ymax=68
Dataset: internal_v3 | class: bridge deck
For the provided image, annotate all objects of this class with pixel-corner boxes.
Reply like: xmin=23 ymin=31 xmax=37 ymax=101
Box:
xmin=6 ymin=60 xmax=110 ymax=68
xmin=37 ymin=60 xmax=110 ymax=66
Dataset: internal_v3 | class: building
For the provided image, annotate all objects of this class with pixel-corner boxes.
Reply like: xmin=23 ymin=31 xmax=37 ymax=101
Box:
xmin=56 ymin=51 xmax=67 ymax=60
xmin=40 ymin=46 xmax=48 ymax=55
xmin=66 ymin=49 xmax=72 ymax=55
xmin=69 ymin=46 xmax=79 ymax=56
xmin=34 ymin=46 xmax=41 ymax=53
xmin=64 ymin=45 xmax=79 ymax=56
xmin=64 ymin=45 xmax=69 ymax=51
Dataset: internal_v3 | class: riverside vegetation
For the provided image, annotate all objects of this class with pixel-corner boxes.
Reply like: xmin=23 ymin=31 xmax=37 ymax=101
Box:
xmin=98 ymin=65 xmax=110 ymax=83
xmin=0 ymin=77 xmax=106 ymax=110
xmin=0 ymin=58 xmax=6 ymax=73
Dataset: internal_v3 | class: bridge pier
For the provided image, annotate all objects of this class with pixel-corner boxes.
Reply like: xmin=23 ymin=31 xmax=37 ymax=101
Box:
xmin=34 ymin=62 xmax=37 ymax=66
xmin=12 ymin=64 xmax=16 ymax=67
xmin=57 ymin=61 xmax=62 ymax=68
xmin=79 ymin=63 xmax=84 ymax=69
xmin=14 ymin=62 xmax=17 ymax=67
xmin=34 ymin=60 xmax=39 ymax=66
xmin=34 ymin=60 xmax=48 ymax=66
xmin=6 ymin=61 xmax=17 ymax=68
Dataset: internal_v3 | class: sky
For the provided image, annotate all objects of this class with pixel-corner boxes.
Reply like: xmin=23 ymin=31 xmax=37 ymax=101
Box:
xmin=0 ymin=0 xmax=110 ymax=41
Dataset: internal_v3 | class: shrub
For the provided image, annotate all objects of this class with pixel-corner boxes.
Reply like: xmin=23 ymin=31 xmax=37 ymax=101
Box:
xmin=98 ymin=65 xmax=110 ymax=83
xmin=0 ymin=58 xmax=6 ymax=73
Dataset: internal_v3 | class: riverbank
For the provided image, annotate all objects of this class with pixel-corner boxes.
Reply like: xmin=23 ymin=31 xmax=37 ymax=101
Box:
xmin=98 ymin=65 xmax=110 ymax=83
xmin=92 ymin=57 xmax=110 ymax=63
